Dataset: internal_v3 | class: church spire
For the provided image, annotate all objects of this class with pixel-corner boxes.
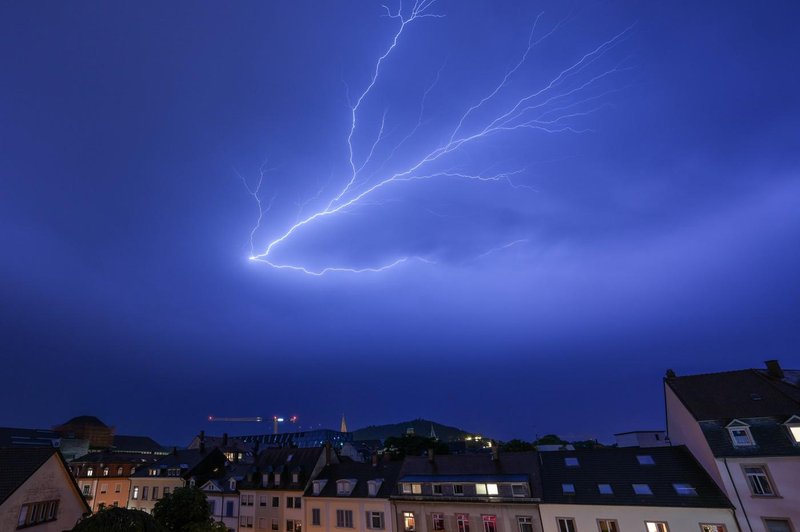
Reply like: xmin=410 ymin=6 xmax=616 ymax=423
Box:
xmin=340 ymin=414 xmax=348 ymax=433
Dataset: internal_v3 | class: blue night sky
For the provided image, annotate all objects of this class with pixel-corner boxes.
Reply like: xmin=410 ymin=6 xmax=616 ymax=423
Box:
xmin=1 ymin=1 xmax=799 ymax=445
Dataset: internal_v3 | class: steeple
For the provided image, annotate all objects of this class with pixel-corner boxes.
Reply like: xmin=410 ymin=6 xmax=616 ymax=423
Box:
xmin=429 ymin=424 xmax=438 ymax=440
xmin=340 ymin=414 xmax=348 ymax=433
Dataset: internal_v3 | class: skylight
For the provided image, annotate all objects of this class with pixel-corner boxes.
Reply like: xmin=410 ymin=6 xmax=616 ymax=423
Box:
xmin=633 ymin=483 xmax=653 ymax=495
xmin=564 ymin=457 xmax=579 ymax=467
xmin=598 ymin=483 xmax=613 ymax=495
xmin=562 ymin=483 xmax=575 ymax=494
xmin=673 ymin=483 xmax=697 ymax=496
xmin=636 ymin=455 xmax=655 ymax=465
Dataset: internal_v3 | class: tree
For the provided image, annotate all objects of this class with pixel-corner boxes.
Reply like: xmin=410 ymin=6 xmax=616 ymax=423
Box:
xmin=383 ymin=434 xmax=450 ymax=459
xmin=152 ymin=487 xmax=225 ymax=532
xmin=532 ymin=434 xmax=569 ymax=446
xmin=499 ymin=439 xmax=536 ymax=452
xmin=72 ymin=506 xmax=167 ymax=532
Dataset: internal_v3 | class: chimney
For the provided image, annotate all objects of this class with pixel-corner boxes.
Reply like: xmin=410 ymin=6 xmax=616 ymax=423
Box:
xmin=325 ymin=442 xmax=332 ymax=466
xmin=665 ymin=369 xmax=676 ymax=379
xmin=765 ymin=360 xmax=784 ymax=379
xmin=427 ymin=448 xmax=434 ymax=463
xmin=223 ymin=433 xmax=229 ymax=446
xmin=491 ymin=446 xmax=499 ymax=461
xmin=372 ymin=453 xmax=379 ymax=467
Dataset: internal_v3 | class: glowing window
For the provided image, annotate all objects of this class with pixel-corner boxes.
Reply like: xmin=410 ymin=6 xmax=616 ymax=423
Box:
xmin=482 ymin=515 xmax=497 ymax=532
xmin=645 ymin=522 xmax=669 ymax=532
xmin=403 ymin=512 xmax=415 ymax=532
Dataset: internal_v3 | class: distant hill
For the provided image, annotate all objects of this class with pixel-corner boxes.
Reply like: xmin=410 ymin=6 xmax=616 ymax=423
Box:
xmin=352 ymin=418 xmax=473 ymax=442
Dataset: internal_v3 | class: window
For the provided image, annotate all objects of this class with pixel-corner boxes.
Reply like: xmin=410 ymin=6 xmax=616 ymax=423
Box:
xmin=164 ymin=487 xmax=170 ymax=496
xmin=100 ymin=483 xmax=108 ymax=494
xmin=475 ymin=483 xmax=499 ymax=495
xmin=337 ymin=480 xmax=351 ymax=495
xmin=287 ymin=520 xmax=302 ymax=532
xmin=784 ymin=415 xmax=800 ymax=444
xmin=149 ymin=468 xmax=158 ymax=476
xmin=117 ymin=467 xmax=124 ymax=475
xmin=454 ymin=484 xmax=464 ymax=495
xmin=293 ymin=472 xmax=300 ymax=483
xmin=512 ymin=484 xmax=527 ymax=497
xmin=403 ymin=512 xmax=416 ymax=532
xmin=141 ymin=486 xmax=149 ymax=500
xmin=633 ymin=483 xmax=653 ymax=495
xmin=763 ymin=520 xmax=792 ymax=532
xmin=744 ymin=465 xmax=775 ymax=496
xmin=226 ymin=501 xmax=234 ymax=517
xmin=482 ymin=515 xmax=497 ymax=532
xmin=115 ymin=483 xmax=121 ymax=493
xmin=368 ymin=511 xmax=385 ymax=530
xmin=260 ymin=495 xmax=267 ymax=507
xmin=556 ymin=518 xmax=576 ymax=532
xmin=272 ymin=518 xmax=279 ymax=531
xmin=132 ymin=486 xmax=139 ymax=500
xmin=433 ymin=514 xmax=445 ymax=531
xmin=457 ymin=513 xmax=469 ymax=532
xmin=645 ymin=523 xmax=669 ymax=532
xmin=87 ymin=467 xmax=94 ymax=477
xmin=17 ymin=500 xmax=59 ymax=528
xmin=517 ymin=516 xmax=533 ymax=532
xmin=433 ymin=484 xmax=443 ymax=495
xmin=700 ymin=526 xmax=727 ymax=532
xmin=337 ymin=510 xmax=354 ymax=529
xmin=152 ymin=487 xmax=159 ymax=500
xmin=287 ymin=497 xmax=294 ymax=508
xmin=294 ymin=497 xmax=301 ymax=508
xmin=312 ymin=509 xmax=321 ymax=526
xmin=598 ymin=483 xmax=613 ymax=495
xmin=727 ymin=420 xmax=755 ymax=447
xmin=368 ymin=480 xmax=381 ymax=497
xmin=272 ymin=496 xmax=280 ymax=507
xmin=564 ymin=457 xmax=580 ymax=467
xmin=673 ymin=483 xmax=697 ymax=496
xmin=597 ymin=520 xmax=618 ymax=532
xmin=208 ymin=500 xmax=215 ymax=515
xmin=637 ymin=455 xmax=655 ymax=465
xmin=240 ymin=515 xmax=254 ymax=528
xmin=103 ymin=467 xmax=109 ymax=476
xmin=562 ymin=483 xmax=575 ymax=494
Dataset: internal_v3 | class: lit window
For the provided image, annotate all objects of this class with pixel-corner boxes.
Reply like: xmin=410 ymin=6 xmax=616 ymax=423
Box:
xmin=103 ymin=467 xmax=109 ymax=476
xmin=645 ymin=522 xmax=669 ymax=532
xmin=457 ymin=514 xmax=469 ymax=532
xmin=562 ymin=483 xmax=575 ymax=494
xmin=403 ymin=512 xmax=415 ymax=532
xmin=556 ymin=518 xmax=576 ymax=532
xmin=87 ymin=468 xmax=94 ymax=477
xmin=412 ymin=483 xmax=422 ymax=494
xmin=517 ymin=516 xmax=533 ymax=532
xmin=598 ymin=520 xmax=619 ymax=532
xmin=564 ymin=457 xmax=579 ymax=467
xmin=598 ymin=483 xmax=613 ymax=494
xmin=432 ymin=514 xmax=445 ymax=531
xmin=783 ymin=415 xmax=800 ymax=444
xmin=673 ymin=483 xmax=697 ymax=496
xmin=637 ymin=455 xmax=655 ymax=465
xmin=700 ymin=525 xmax=727 ymax=532
xmin=743 ymin=465 xmax=775 ymax=496
xmin=633 ymin=483 xmax=653 ymax=495
xmin=482 ymin=515 xmax=497 ymax=532
xmin=82 ymin=484 xmax=91 ymax=496
xmin=132 ymin=486 xmax=139 ymax=500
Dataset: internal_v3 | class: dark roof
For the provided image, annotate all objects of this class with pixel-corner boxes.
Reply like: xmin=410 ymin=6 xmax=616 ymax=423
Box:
xmin=112 ymin=435 xmax=164 ymax=453
xmin=396 ymin=452 xmax=542 ymax=498
xmin=698 ymin=418 xmax=800 ymax=457
xmin=304 ymin=460 xmax=402 ymax=499
xmin=539 ymin=446 xmax=731 ymax=508
xmin=0 ymin=427 xmax=61 ymax=449
xmin=60 ymin=416 xmax=108 ymax=427
xmin=666 ymin=369 xmax=800 ymax=420
xmin=239 ymin=447 xmax=326 ymax=491
xmin=131 ymin=448 xmax=225 ymax=478
xmin=71 ymin=451 xmax=161 ymax=466
xmin=0 ymin=447 xmax=58 ymax=505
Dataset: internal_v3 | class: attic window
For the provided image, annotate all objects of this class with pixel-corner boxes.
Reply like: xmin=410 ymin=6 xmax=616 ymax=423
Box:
xmin=292 ymin=472 xmax=299 ymax=484
xmin=726 ymin=420 xmax=755 ymax=447
xmin=562 ymin=483 xmax=575 ymax=494
xmin=511 ymin=484 xmax=526 ymax=497
xmin=337 ymin=480 xmax=350 ymax=495
xmin=784 ymin=415 xmax=800 ymax=444
xmin=312 ymin=480 xmax=325 ymax=496
xmin=274 ymin=473 xmax=281 ymax=485
xmin=367 ymin=479 xmax=383 ymax=497
xmin=564 ymin=457 xmax=579 ymax=467
xmin=637 ymin=455 xmax=655 ymax=465
xmin=229 ymin=479 xmax=236 ymax=491
xmin=673 ymin=483 xmax=697 ymax=496
xmin=598 ymin=484 xmax=613 ymax=495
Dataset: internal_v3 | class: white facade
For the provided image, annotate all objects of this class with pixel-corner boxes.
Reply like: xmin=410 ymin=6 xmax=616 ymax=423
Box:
xmin=539 ymin=504 xmax=739 ymax=532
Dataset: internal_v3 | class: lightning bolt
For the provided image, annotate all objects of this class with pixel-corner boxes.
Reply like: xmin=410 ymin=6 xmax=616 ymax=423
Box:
xmin=244 ymin=2 xmax=633 ymax=275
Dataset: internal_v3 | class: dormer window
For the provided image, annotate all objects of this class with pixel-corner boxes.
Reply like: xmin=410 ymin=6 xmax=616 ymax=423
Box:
xmin=229 ymin=479 xmax=236 ymax=491
xmin=367 ymin=479 xmax=383 ymax=497
xmin=727 ymin=419 xmax=755 ymax=447
xmin=274 ymin=473 xmax=281 ymax=485
xmin=189 ymin=478 xmax=196 ymax=488
xmin=564 ymin=457 xmax=579 ymax=467
xmin=149 ymin=468 xmax=159 ymax=476
xmin=312 ymin=479 xmax=327 ymax=495
xmin=117 ymin=467 xmax=123 ymax=475
xmin=337 ymin=480 xmax=350 ymax=495
xmin=783 ymin=415 xmax=800 ymax=444
xmin=292 ymin=472 xmax=299 ymax=484
xmin=103 ymin=467 xmax=109 ymax=476
xmin=87 ymin=468 xmax=94 ymax=477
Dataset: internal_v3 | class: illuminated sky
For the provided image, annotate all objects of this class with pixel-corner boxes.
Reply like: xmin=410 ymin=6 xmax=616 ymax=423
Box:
xmin=1 ymin=0 xmax=799 ymax=445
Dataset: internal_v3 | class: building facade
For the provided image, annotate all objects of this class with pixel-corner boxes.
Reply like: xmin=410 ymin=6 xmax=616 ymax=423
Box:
xmin=666 ymin=360 xmax=800 ymax=532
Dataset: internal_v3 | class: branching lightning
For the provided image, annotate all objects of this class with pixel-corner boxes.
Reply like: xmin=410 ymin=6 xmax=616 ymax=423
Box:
xmin=243 ymin=1 xmax=632 ymax=275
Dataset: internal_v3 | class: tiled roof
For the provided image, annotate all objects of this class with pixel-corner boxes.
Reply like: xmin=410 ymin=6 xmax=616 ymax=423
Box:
xmin=699 ymin=418 xmax=800 ymax=457
xmin=0 ymin=427 xmax=60 ymax=449
xmin=666 ymin=369 xmax=800 ymax=420
xmin=539 ymin=446 xmax=731 ymax=508
xmin=396 ymin=452 xmax=542 ymax=498
xmin=71 ymin=451 xmax=161 ymax=466
xmin=112 ymin=435 xmax=164 ymax=453
xmin=304 ymin=460 xmax=402 ymax=499
xmin=131 ymin=448 xmax=225 ymax=478
xmin=239 ymin=447 xmax=326 ymax=491
xmin=0 ymin=447 xmax=58 ymax=505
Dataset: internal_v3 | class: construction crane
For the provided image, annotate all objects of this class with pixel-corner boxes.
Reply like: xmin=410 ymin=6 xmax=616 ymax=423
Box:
xmin=272 ymin=415 xmax=299 ymax=434
xmin=207 ymin=416 xmax=263 ymax=423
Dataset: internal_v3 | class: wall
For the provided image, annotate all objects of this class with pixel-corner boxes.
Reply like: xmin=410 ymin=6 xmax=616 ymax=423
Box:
xmin=539 ymin=504 xmax=739 ymax=532
xmin=391 ymin=500 xmax=543 ymax=532
xmin=306 ymin=496 xmax=395 ymax=532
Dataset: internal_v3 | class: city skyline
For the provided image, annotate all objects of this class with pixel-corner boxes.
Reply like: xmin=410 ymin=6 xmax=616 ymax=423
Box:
xmin=1 ymin=0 xmax=799 ymax=446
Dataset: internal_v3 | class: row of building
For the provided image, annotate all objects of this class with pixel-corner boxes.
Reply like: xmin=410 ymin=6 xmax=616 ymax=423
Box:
xmin=0 ymin=359 xmax=798 ymax=532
